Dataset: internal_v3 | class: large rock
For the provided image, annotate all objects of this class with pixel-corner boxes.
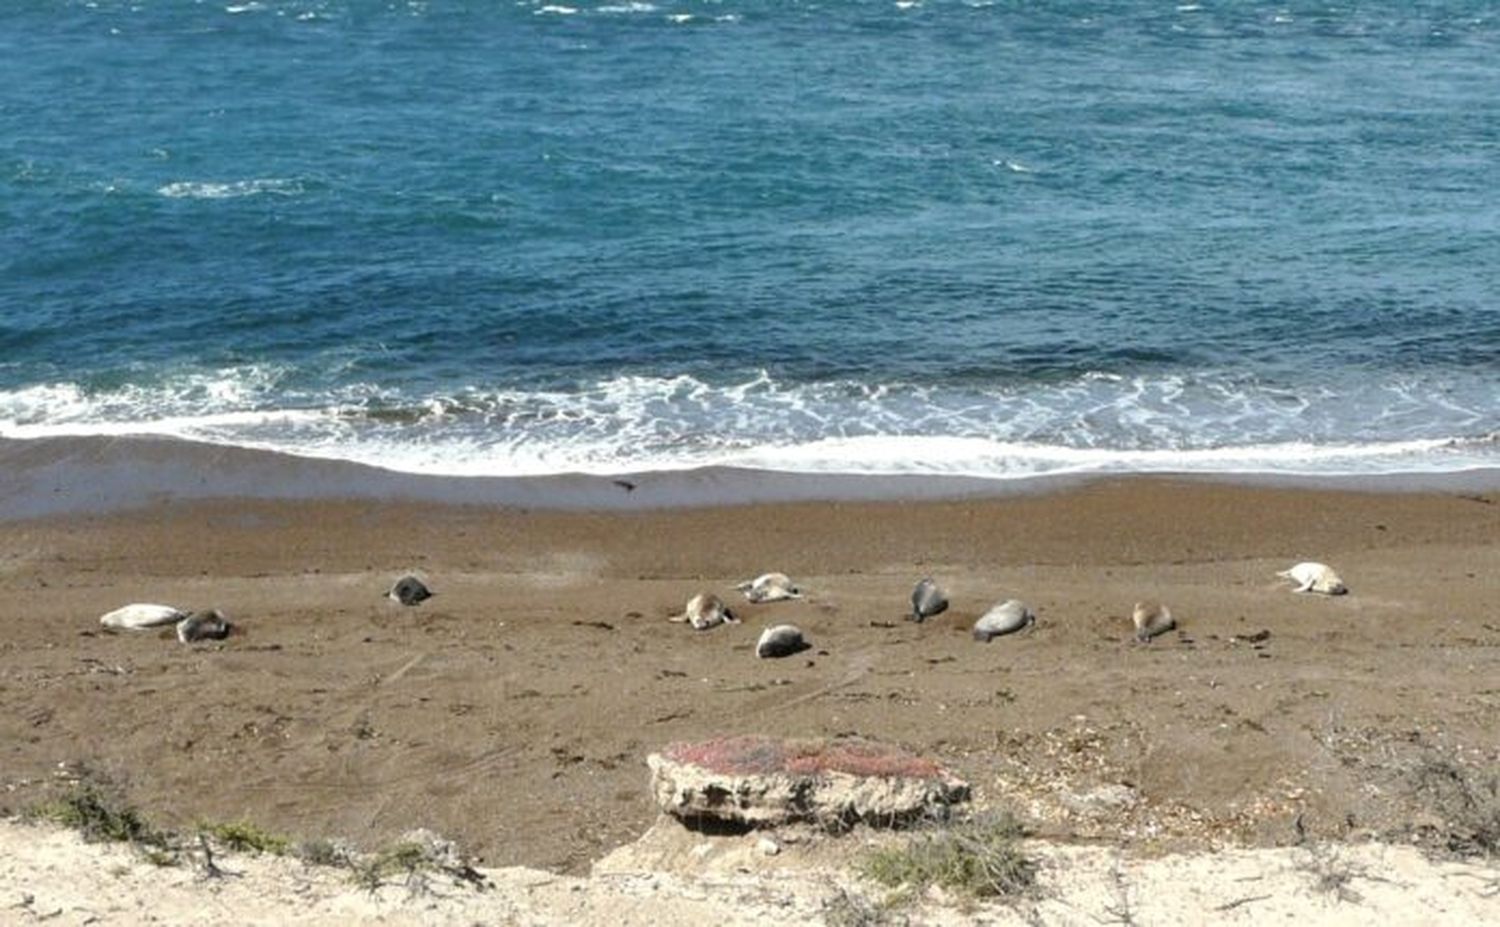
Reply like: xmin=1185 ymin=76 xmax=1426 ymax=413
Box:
xmin=648 ymin=735 xmax=969 ymax=830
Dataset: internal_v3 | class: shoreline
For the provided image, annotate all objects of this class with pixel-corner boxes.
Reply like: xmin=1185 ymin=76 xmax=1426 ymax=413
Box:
xmin=3 ymin=434 xmax=1499 ymax=520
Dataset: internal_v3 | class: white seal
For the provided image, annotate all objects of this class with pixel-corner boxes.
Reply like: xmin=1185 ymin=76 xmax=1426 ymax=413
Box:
xmin=910 ymin=578 xmax=948 ymax=623
xmin=1277 ymin=562 xmax=1348 ymax=595
xmin=388 ymin=575 xmax=433 ymax=606
xmin=177 ymin=609 xmax=233 ymax=643
xmin=755 ymin=624 xmax=808 ymax=659
xmin=670 ymin=593 xmax=738 ymax=630
xmin=735 ymin=572 xmax=803 ymax=603
xmin=1132 ymin=601 xmax=1175 ymax=643
xmin=99 ymin=603 xmax=185 ymax=630
xmin=973 ymin=599 xmax=1035 ymax=641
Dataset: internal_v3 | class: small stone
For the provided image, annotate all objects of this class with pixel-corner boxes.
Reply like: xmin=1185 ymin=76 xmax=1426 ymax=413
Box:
xmin=757 ymin=837 xmax=780 ymax=856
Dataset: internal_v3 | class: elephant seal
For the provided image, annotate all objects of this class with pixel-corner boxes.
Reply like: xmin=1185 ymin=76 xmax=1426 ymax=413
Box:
xmin=735 ymin=572 xmax=803 ymax=603
xmin=755 ymin=624 xmax=808 ymax=658
xmin=670 ymin=593 xmax=738 ymax=630
xmin=973 ymin=599 xmax=1035 ymax=641
xmin=910 ymin=578 xmax=948 ymax=623
xmin=1277 ymin=562 xmax=1348 ymax=595
xmin=177 ymin=609 xmax=233 ymax=643
xmin=388 ymin=575 xmax=433 ymax=606
xmin=99 ymin=603 xmax=185 ymax=630
xmin=1132 ymin=601 xmax=1175 ymax=642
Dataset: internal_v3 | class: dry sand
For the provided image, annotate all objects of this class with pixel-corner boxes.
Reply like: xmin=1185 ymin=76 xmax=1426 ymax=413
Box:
xmin=4 ymin=817 xmax=1498 ymax=925
xmin=1 ymin=444 xmax=1498 ymax=921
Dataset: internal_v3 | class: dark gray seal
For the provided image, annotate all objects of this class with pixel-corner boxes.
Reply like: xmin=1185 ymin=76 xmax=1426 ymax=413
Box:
xmin=388 ymin=575 xmax=433 ymax=606
xmin=755 ymin=624 xmax=809 ymax=659
xmin=910 ymin=578 xmax=948 ymax=623
xmin=177 ymin=609 xmax=233 ymax=643
xmin=972 ymin=599 xmax=1035 ymax=641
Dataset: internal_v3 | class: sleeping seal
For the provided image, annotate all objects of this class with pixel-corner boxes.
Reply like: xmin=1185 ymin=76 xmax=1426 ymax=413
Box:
xmin=755 ymin=624 xmax=808 ymax=658
xmin=388 ymin=575 xmax=433 ymax=606
xmin=99 ymin=603 xmax=186 ymax=630
xmin=973 ymin=599 xmax=1035 ymax=642
xmin=176 ymin=609 xmax=233 ymax=643
xmin=910 ymin=578 xmax=948 ymax=623
xmin=670 ymin=593 xmax=738 ymax=630
xmin=735 ymin=572 xmax=803 ymax=603
xmin=1277 ymin=562 xmax=1348 ymax=595
xmin=1132 ymin=601 xmax=1175 ymax=643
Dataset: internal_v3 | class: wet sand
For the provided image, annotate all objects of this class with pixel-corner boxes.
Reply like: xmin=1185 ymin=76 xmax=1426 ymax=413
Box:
xmin=1 ymin=439 xmax=1498 ymax=874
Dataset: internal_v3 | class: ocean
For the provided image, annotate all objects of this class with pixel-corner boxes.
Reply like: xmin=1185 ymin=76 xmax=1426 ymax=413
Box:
xmin=2 ymin=0 xmax=1497 ymax=481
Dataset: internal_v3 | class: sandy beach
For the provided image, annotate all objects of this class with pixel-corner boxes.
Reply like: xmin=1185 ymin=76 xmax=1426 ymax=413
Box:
xmin=2 ymin=438 xmax=1498 ymax=920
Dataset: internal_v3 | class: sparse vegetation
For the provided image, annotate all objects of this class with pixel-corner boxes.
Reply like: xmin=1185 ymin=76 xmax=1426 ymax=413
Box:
xmin=1297 ymin=843 xmax=1368 ymax=904
xmin=197 ymin=819 xmax=291 ymax=855
xmin=26 ymin=773 xmax=487 ymax=894
xmin=296 ymin=837 xmax=351 ymax=867
xmin=1408 ymin=757 xmax=1500 ymax=857
xmin=821 ymin=885 xmax=909 ymax=927
xmin=859 ymin=811 xmax=1036 ymax=900
xmin=351 ymin=841 xmax=432 ymax=891
xmin=29 ymin=778 xmax=168 ymax=850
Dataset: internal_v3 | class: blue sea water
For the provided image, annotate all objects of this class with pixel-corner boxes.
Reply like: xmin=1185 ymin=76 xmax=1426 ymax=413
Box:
xmin=1 ymin=0 xmax=1497 ymax=478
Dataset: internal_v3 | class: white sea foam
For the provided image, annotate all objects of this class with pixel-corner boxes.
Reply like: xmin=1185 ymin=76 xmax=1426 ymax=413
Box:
xmin=157 ymin=178 xmax=304 ymax=199
xmin=1 ymin=370 xmax=1495 ymax=480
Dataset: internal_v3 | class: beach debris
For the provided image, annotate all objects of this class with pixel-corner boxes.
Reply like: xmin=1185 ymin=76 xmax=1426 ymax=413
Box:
xmin=910 ymin=577 xmax=948 ymax=623
xmin=735 ymin=572 xmax=803 ymax=603
xmin=99 ymin=603 xmax=186 ymax=630
xmin=176 ymin=610 xmax=233 ymax=643
xmin=1132 ymin=601 xmax=1176 ymax=643
xmin=973 ymin=599 xmax=1036 ymax=641
xmin=387 ymin=575 xmax=433 ymax=606
xmin=755 ymin=624 xmax=808 ymax=658
xmin=1277 ymin=562 xmax=1348 ymax=595
xmin=669 ymin=593 xmax=738 ymax=630
xmin=648 ymin=735 xmax=970 ymax=829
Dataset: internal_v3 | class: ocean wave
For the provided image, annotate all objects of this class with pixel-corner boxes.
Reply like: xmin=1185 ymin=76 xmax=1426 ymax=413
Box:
xmin=157 ymin=179 xmax=305 ymax=200
xmin=0 ymin=370 xmax=1495 ymax=480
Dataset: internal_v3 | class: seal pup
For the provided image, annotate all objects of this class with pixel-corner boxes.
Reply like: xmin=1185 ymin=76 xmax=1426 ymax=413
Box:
xmin=735 ymin=572 xmax=803 ymax=603
xmin=670 ymin=593 xmax=738 ymax=631
xmin=176 ymin=609 xmax=233 ymax=643
xmin=755 ymin=624 xmax=809 ymax=658
xmin=99 ymin=603 xmax=185 ymax=630
xmin=387 ymin=575 xmax=433 ymax=606
xmin=1277 ymin=562 xmax=1348 ymax=595
xmin=910 ymin=578 xmax=948 ymax=623
xmin=973 ymin=599 xmax=1036 ymax=642
xmin=1132 ymin=601 xmax=1175 ymax=643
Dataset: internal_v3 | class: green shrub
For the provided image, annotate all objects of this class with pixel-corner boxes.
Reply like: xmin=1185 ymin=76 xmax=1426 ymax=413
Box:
xmin=860 ymin=811 xmax=1035 ymax=899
